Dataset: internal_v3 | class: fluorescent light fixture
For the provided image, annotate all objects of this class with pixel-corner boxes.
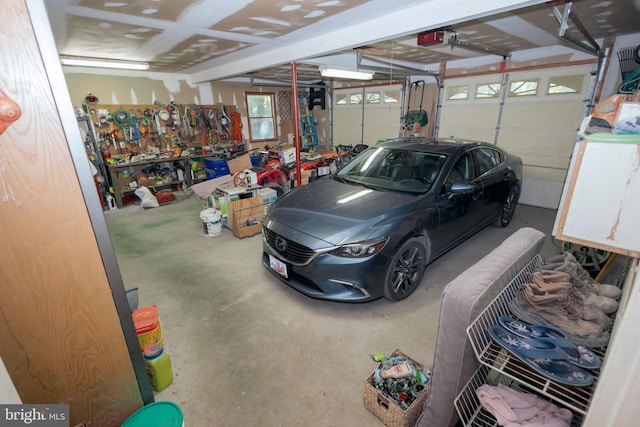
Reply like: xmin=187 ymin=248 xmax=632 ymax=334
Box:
xmin=59 ymin=56 xmax=149 ymax=71
xmin=319 ymin=66 xmax=373 ymax=80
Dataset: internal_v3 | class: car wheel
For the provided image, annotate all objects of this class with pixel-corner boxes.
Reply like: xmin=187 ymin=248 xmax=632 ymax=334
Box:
xmin=383 ymin=237 xmax=427 ymax=301
xmin=494 ymin=185 xmax=519 ymax=228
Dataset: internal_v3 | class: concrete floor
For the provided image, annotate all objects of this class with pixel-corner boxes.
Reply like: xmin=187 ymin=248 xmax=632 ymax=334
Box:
xmin=105 ymin=195 xmax=560 ymax=427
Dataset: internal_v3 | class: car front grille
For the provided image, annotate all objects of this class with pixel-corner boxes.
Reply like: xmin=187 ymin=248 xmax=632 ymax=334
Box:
xmin=263 ymin=226 xmax=315 ymax=265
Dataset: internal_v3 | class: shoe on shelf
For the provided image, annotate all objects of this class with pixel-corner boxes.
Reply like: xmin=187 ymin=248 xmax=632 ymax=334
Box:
xmin=509 ymin=282 xmax=611 ymax=348
xmin=498 ymin=315 xmax=602 ymax=370
xmin=542 ymin=252 xmax=622 ymax=300
xmin=529 ymin=272 xmax=612 ymax=329
xmin=535 ymin=269 xmax=619 ymax=315
xmin=487 ymin=324 xmax=595 ymax=386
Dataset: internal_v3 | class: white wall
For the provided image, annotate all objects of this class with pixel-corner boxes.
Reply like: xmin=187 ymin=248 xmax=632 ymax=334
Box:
xmin=0 ymin=357 xmax=21 ymax=404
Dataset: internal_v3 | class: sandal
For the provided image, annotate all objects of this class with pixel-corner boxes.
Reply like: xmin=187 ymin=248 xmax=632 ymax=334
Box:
xmin=488 ymin=324 xmax=595 ymax=387
xmin=499 ymin=315 xmax=602 ymax=370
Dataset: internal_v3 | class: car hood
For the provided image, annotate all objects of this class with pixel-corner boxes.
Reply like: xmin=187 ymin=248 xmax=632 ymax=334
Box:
xmin=266 ymin=177 xmax=419 ymax=245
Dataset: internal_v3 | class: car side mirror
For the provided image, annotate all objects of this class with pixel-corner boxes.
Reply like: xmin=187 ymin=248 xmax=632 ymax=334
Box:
xmin=451 ymin=181 xmax=480 ymax=194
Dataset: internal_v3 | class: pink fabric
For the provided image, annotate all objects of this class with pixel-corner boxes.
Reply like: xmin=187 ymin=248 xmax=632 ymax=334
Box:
xmin=476 ymin=383 xmax=573 ymax=427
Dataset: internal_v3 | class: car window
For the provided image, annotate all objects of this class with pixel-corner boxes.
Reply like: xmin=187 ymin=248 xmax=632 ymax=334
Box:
xmin=443 ymin=152 xmax=474 ymax=193
xmin=336 ymin=147 xmax=445 ymax=193
xmin=474 ymin=147 xmax=503 ymax=175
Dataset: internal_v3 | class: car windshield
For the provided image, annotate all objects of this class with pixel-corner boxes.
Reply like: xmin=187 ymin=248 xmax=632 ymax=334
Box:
xmin=335 ymin=146 xmax=447 ymax=193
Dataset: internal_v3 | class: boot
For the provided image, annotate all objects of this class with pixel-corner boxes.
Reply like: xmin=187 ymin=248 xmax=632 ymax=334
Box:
xmin=530 ymin=272 xmax=612 ymax=329
xmin=536 ymin=269 xmax=618 ymax=315
xmin=514 ymin=283 xmax=604 ymax=339
xmin=543 ymin=252 xmax=622 ymax=300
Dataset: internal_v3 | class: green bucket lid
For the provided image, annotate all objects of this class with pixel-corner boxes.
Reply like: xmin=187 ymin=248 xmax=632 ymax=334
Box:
xmin=122 ymin=401 xmax=183 ymax=427
xmin=583 ymin=133 xmax=640 ymax=143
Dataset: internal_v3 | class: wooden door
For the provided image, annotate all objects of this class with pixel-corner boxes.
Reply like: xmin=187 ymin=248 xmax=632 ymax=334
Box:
xmin=0 ymin=1 xmax=146 ymax=425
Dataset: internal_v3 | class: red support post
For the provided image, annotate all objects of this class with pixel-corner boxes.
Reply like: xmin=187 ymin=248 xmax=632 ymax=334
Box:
xmin=291 ymin=61 xmax=302 ymax=188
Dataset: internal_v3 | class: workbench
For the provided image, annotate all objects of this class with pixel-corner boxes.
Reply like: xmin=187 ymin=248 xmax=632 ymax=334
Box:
xmin=108 ymin=154 xmax=219 ymax=208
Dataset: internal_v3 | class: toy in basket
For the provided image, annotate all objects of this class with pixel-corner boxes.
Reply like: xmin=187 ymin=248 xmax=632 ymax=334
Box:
xmin=364 ymin=349 xmax=431 ymax=427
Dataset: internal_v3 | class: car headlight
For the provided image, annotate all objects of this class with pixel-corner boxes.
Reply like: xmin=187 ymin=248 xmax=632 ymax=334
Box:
xmin=331 ymin=237 xmax=389 ymax=258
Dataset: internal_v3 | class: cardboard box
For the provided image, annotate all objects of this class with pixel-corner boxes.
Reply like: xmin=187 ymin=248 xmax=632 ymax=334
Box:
xmin=228 ymin=196 xmax=264 ymax=238
xmin=227 ymin=153 xmax=253 ymax=174
xmin=290 ymin=169 xmax=313 ymax=187
xmin=364 ymin=349 xmax=431 ymax=427
xmin=279 ymin=147 xmax=297 ymax=165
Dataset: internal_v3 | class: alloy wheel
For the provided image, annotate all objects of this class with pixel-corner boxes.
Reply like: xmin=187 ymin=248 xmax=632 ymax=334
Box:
xmin=384 ymin=238 xmax=426 ymax=301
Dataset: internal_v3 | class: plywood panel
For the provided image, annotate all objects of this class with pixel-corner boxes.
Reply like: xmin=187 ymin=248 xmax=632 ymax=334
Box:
xmin=555 ymin=141 xmax=640 ymax=257
xmin=0 ymin=1 xmax=143 ymax=425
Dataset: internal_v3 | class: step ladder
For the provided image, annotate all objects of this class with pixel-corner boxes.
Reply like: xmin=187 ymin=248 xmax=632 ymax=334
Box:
xmin=298 ymin=95 xmax=318 ymax=151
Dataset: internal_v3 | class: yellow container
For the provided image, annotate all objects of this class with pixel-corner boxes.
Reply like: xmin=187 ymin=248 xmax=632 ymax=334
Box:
xmin=133 ymin=305 xmax=163 ymax=350
xmin=143 ymin=344 xmax=174 ymax=392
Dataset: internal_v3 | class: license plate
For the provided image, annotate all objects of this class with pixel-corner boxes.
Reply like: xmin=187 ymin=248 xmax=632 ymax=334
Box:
xmin=269 ymin=254 xmax=288 ymax=278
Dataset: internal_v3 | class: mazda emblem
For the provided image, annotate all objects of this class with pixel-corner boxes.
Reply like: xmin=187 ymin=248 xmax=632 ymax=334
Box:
xmin=275 ymin=236 xmax=287 ymax=253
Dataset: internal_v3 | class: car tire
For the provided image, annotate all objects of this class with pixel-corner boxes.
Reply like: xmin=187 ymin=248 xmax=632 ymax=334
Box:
xmin=494 ymin=185 xmax=519 ymax=228
xmin=383 ymin=237 xmax=427 ymax=301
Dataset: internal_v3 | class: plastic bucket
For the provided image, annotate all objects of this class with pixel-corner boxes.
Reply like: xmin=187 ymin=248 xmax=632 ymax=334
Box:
xmin=200 ymin=208 xmax=222 ymax=236
xmin=122 ymin=401 xmax=184 ymax=427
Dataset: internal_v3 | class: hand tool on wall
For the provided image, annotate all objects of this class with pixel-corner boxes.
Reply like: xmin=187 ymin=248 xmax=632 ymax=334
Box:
xmin=219 ymin=106 xmax=231 ymax=140
xmin=180 ymin=105 xmax=194 ymax=140
xmin=168 ymin=101 xmax=179 ymax=132
xmin=131 ymin=114 xmax=141 ymax=146
xmin=206 ymin=108 xmax=222 ymax=144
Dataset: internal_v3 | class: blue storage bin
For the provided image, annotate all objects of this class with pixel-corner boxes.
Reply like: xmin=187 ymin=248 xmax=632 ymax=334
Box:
xmin=250 ymin=154 xmax=262 ymax=167
xmin=203 ymin=158 xmax=230 ymax=176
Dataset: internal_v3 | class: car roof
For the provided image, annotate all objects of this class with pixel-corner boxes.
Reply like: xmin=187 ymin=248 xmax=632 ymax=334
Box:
xmin=376 ymin=136 xmax=489 ymax=155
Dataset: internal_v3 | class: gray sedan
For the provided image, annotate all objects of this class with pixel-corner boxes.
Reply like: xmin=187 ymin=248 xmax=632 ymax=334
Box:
xmin=262 ymin=137 xmax=522 ymax=302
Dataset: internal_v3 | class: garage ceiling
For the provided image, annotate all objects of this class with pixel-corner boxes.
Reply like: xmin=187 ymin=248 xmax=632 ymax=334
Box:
xmin=45 ymin=0 xmax=640 ymax=84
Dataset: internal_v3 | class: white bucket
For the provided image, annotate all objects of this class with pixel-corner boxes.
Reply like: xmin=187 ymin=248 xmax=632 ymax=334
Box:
xmin=200 ymin=208 xmax=222 ymax=236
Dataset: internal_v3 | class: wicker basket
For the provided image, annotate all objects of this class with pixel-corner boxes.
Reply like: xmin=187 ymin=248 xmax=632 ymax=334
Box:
xmin=364 ymin=349 xmax=431 ymax=427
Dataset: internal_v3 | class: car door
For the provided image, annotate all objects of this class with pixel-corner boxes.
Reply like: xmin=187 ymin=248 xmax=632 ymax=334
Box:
xmin=432 ymin=151 xmax=485 ymax=251
xmin=473 ymin=147 xmax=510 ymax=223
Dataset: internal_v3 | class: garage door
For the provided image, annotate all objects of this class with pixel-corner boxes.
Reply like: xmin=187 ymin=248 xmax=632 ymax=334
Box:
xmin=332 ymin=84 xmax=404 ymax=146
xmin=438 ymin=65 xmax=595 ymax=209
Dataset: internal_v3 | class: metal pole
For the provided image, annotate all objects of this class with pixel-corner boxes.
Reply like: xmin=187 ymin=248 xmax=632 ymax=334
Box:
xmin=494 ymin=72 xmax=508 ymax=146
xmin=361 ymin=86 xmax=366 ymax=144
xmin=291 ymin=62 xmax=302 ymax=188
